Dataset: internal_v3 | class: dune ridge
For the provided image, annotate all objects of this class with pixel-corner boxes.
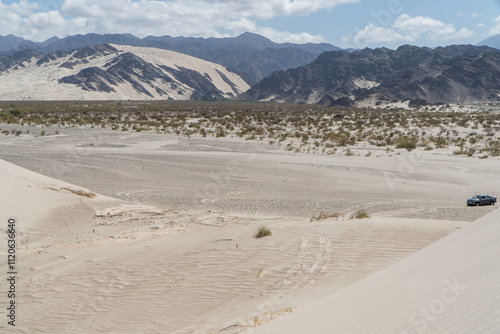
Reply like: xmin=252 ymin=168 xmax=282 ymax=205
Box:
xmin=0 ymin=156 xmax=473 ymax=333
xmin=253 ymin=205 xmax=500 ymax=333
xmin=1 ymin=126 xmax=499 ymax=333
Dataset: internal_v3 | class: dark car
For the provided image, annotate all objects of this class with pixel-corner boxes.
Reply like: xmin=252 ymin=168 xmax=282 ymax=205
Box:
xmin=467 ymin=195 xmax=497 ymax=206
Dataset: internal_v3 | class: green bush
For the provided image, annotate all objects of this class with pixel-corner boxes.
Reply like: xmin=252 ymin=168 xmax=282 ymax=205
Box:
xmin=354 ymin=209 xmax=370 ymax=219
xmin=255 ymin=226 xmax=272 ymax=239
xmin=10 ymin=109 xmax=22 ymax=117
xmin=395 ymin=136 xmax=418 ymax=151
xmin=487 ymin=141 xmax=500 ymax=156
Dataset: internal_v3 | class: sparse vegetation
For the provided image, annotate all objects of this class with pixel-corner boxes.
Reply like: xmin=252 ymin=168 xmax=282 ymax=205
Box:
xmin=0 ymin=101 xmax=499 ymax=158
xmin=486 ymin=140 xmax=500 ymax=156
xmin=395 ymin=135 xmax=418 ymax=151
xmin=310 ymin=211 xmax=342 ymax=222
xmin=60 ymin=187 xmax=97 ymax=198
xmin=255 ymin=225 xmax=272 ymax=238
xmin=247 ymin=308 xmax=295 ymax=327
xmin=353 ymin=209 xmax=370 ymax=219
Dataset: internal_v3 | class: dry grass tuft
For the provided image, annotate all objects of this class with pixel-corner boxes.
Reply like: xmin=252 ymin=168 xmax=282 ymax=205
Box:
xmin=310 ymin=211 xmax=342 ymax=222
xmin=353 ymin=209 xmax=370 ymax=219
xmin=255 ymin=226 xmax=272 ymax=238
xmin=252 ymin=308 xmax=295 ymax=327
xmin=60 ymin=187 xmax=97 ymax=198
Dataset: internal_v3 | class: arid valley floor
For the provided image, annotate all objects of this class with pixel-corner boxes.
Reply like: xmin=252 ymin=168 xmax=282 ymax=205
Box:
xmin=1 ymin=102 xmax=499 ymax=333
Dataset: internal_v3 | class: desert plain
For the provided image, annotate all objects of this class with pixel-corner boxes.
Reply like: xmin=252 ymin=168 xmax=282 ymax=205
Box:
xmin=0 ymin=101 xmax=499 ymax=333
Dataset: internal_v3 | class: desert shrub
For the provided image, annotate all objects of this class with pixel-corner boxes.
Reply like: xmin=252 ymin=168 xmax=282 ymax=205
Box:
xmin=487 ymin=140 xmax=500 ymax=156
xmin=395 ymin=135 xmax=417 ymax=151
xmin=433 ymin=136 xmax=447 ymax=148
xmin=467 ymin=147 xmax=476 ymax=156
xmin=255 ymin=226 xmax=272 ymax=238
xmin=216 ymin=127 xmax=226 ymax=137
xmin=10 ymin=109 xmax=22 ymax=117
xmin=452 ymin=146 xmax=476 ymax=157
xmin=354 ymin=209 xmax=370 ymax=219
xmin=60 ymin=188 xmax=97 ymax=198
xmin=310 ymin=211 xmax=342 ymax=222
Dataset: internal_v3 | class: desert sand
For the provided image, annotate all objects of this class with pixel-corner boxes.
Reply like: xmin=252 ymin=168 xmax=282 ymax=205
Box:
xmin=0 ymin=44 xmax=250 ymax=101
xmin=0 ymin=127 xmax=499 ymax=333
xmin=253 ymin=205 xmax=500 ymax=334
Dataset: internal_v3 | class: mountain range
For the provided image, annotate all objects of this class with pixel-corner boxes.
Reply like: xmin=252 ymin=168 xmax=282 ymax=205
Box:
xmin=477 ymin=34 xmax=500 ymax=50
xmin=0 ymin=32 xmax=340 ymax=83
xmin=242 ymin=44 xmax=500 ymax=106
xmin=0 ymin=44 xmax=250 ymax=100
xmin=2 ymin=32 xmax=500 ymax=105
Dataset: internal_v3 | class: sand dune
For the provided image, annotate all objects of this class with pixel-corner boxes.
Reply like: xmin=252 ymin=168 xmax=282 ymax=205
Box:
xmin=253 ymin=206 xmax=500 ymax=334
xmin=2 ymin=128 xmax=497 ymax=222
xmin=1 ymin=129 xmax=499 ymax=333
xmin=0 ymin=157 xmax=468 ymax=333
xmin=0 ymin=44 xmax=250 ymax=101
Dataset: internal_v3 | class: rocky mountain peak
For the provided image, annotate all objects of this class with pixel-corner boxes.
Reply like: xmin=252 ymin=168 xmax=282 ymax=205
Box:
xmin=73 ymin=44 xmax=118 ymax=59
xmin=242 ymin=45 xmax=500 ymax=106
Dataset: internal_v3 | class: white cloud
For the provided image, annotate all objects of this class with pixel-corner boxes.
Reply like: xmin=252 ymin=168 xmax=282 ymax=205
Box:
xmin=354 ymin=24 xmax=405 ymax=43
xmin=0 ymin=1 xmax=66 ymax=41
xmin=489 ymin=15 xmax=500 ymax=35
xmin=1 ymin=0 xmax=40 ymax=16
xmin=266 ymin=0 xmax=358 ymax=17
xmin=393 ymin=14 xmax=473 ymax=41
xmin=258 ymin=28 xmax=325 ymax=44
xmin=30 ymin=11 xmax=66 ymax=31
xmin=0 ymin=0 xmax=358 ymax=43
xmin=352 ymin=13 xmax=474 ymax=46
xmin=450 ymin=27 xmax=475 ymax=40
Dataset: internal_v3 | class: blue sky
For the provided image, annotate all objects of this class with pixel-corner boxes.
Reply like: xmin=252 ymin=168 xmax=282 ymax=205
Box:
xmin=1 ymin=0 xmax=499 ymax=48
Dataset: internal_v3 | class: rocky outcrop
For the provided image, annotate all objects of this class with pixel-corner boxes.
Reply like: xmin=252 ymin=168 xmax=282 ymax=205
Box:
xmin=242 ymin=45 xmax=500 ymax=105
xmin=0 ymin=49 xmax=43 ymax=72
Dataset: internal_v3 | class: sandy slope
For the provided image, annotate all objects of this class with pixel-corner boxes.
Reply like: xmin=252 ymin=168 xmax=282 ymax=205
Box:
xmin=0 ymin=158 xmax=119 ymax=231
xmin=0 ymin=129 xmax=499 ymax=333
xmin=114 ymin=44 xmax=250 ymax=96
xmin=0 ymin=157 xmax=463 ymax=333
xmin=2 ymin=128 xmax=498 ymax=222
xmin=253 ymin=206 xmax=500 ymax=334
xmin=0 ymin=44 xmax=250 ymax=101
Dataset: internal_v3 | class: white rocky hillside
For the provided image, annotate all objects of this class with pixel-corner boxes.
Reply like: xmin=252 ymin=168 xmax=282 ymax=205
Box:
xmin=0 ymin=44 xmax=251 ymax=100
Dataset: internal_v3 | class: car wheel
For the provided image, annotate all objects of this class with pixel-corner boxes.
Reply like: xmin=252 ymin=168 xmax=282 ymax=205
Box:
xmin=475 ymin=202 xmax=479 ymax=206
xmin=491 ymin=201 xmax=495 ymax=205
